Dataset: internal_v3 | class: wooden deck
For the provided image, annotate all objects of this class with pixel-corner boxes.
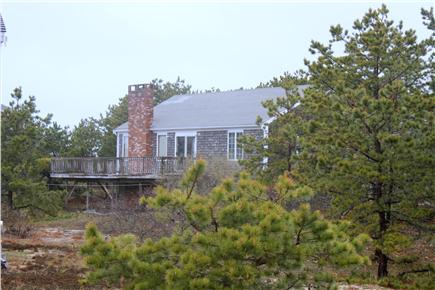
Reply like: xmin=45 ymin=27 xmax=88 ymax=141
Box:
xmin=50 ymin=156 xmax=189 ymax=180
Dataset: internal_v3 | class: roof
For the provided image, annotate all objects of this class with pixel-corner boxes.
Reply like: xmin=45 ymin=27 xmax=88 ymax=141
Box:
xmin=114 ymin=121 xmax=128 ymax=131
xmin=114 ymin=86 xmax=307 ymax=132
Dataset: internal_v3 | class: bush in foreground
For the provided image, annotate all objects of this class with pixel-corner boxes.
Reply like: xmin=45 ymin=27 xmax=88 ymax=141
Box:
xmin=81 ymin=160 xmax=369 ymax=289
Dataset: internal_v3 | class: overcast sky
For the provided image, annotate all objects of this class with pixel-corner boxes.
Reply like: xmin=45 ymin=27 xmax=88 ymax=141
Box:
xmin=0 ymin=1 xmax=433 ymax=127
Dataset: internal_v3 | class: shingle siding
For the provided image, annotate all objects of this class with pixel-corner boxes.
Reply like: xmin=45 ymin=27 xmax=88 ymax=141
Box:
xmin=167 ymin=132 xmax=175 ymax=157
xmin=197 ymin=130 xmax=228 ymax=159
xmin=152 ymin=128 xmax=263 ymax=160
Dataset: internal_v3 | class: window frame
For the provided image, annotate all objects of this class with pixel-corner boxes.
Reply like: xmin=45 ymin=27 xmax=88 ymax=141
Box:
xmin=175 ymin=131 xmax=197 ymax=158
xmin=227 ymin=129 xmax=244 ymax=160
xmin=156 ymin=133 xmax=168 ymax=157
xmin=122 ymin=134 xmax=128 ymax=157
xmin=116 ymin=132 xmax=129 ymax=157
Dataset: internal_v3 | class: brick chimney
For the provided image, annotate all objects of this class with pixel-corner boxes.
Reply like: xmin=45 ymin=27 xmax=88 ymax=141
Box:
xmin=127 ymin=84 xmax=154 ymax=157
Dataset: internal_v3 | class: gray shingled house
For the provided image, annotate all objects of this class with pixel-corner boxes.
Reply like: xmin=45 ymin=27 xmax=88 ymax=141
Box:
xmin=50 ymin=83 xmax=305 ymax=201
xmin=113 ymin=84 xmax=295 ymax=162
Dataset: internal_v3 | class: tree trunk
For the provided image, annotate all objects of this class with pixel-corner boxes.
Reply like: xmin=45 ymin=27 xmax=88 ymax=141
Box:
xmin=8 ymin=190 xmax=14 ymax=209
xmin=375 ymin=248 xmax=388 ymax=278
xmin=373 ymin=175 xmax=390 ymax=279
xmin=376 ymin=209 xmax=390 ymax=279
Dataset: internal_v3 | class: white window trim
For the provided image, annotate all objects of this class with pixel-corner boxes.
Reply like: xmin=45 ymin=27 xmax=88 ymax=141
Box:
xmin=175 ymin=131 xmax=197 ymax=157
xmin=227 ymin=129 xmax=244 ymax=161
xmin=116 ymin=132 xmax=129 ymax=158
xmin=262 ymin=124 xmax=269 ymax=166
xmin=156 ymin=132 xmax=168 ymax=157
xmin=122 ymin=134 xmax=129 ymax=157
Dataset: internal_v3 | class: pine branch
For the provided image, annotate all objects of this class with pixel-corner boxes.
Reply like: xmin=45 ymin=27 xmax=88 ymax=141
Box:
xmin=398 ymin=267 xmax=432 ymax=277
xmin=13 ymin=203 xmax=56 ymax=217
xmin=210 ymin=207 xmax=219 ymax=232
xmin=391 ymin=211 xmax=435 ymax=233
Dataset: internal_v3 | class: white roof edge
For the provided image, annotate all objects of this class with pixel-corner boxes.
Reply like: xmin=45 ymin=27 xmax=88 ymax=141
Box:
xmin=114 ymin=124 xmax=261 ymax=134
xmin=151 ymin=124 xmax=260 ymax=132
xmin=113 ymin=127 xmax=128 ymax=134
xmin=113 ymin=121 xmax=128 ymax=133
xmin=261 ymin=101 xmax=301 ymax=126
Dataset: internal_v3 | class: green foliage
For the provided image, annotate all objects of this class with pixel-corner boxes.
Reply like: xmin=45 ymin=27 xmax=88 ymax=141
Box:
xmin=68 ymin=118 xmax=102 ymax=157
xmin=151 ymin=77 xmax=192 ymax=105
xmin=97 ymin=95 xmax=129 ymax=157
xmin=242 ymin=5 xmax=434 ymax=279
xmin=299 ymin=5 xmax=434 ymax=279
xmin=257 ymin=70 xmax=308 ymax=88
xmin=239 ymin=5 xmax=435 ymax=282
xmin=42 ymin=121 xmax=70 ymax=156
xmin=240 ymin=81 xmax=307 ymax=183
xmin=82 ymin=161 xmax=369 ymax=289
xmin=1 ymin=87 xmax=65 ymax=215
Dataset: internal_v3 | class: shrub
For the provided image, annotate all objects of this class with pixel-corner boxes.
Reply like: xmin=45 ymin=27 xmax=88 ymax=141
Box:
xmin=81 ymin=160 xmax=370 ymax=289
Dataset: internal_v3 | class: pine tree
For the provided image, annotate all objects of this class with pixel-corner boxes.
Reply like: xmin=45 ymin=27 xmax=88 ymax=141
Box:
xmin=1 ymin=88 xmax=64 ymax=215
xmin=240 ymin=75 xmax=307 ymax=183
xmin=82 ymin=160 xmax=369 ymax=289
xmin=240 ymin=5 xmax=434 ymax=281
xmin=68 ymin=118 xmax=102 ymax=157
xmin=296 ymin=6 xmax=434 ymax=278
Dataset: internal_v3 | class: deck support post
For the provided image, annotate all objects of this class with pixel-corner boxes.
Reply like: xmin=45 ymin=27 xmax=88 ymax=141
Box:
xmin=64 ymin=183 xmax=76 ymax=208
xmin=86 ymin=182 xmax=90 ymax=211
xmin=114 ymin=182 xmax=119 ymax=204
xmin=98 ymin=181 xmax=114 ymax=208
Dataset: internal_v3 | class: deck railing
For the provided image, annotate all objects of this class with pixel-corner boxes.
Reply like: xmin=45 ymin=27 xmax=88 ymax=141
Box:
xmin=50 ymin=156 xmax=191 ymax=177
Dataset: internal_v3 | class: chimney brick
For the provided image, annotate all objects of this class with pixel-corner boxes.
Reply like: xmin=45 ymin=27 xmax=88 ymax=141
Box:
xmin=127 ymin=84 xmax=154 ymax=157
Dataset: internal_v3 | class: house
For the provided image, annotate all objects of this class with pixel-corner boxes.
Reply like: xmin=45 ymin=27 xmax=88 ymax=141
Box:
xmin=113 ymin=84 xmax=306 ymax=162
xmin=50 ymin=83 xmax=307 ymax=181
xmin=50 ymin=83 xmax=306 ymax=208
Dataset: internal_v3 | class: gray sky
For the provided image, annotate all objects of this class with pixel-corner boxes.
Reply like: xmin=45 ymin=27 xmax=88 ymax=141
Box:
xmin=0 ymin=1 xmax=433 ymax=127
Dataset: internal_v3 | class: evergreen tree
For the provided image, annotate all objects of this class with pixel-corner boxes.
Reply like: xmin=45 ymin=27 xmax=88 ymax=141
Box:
xmin=151 ymin=76 xmax=192 ymax=105
xmin=242 ymin=5 xmax=434 ymax=280
xmin=68 ymin=118 xmax=102 ymax=157
xmin=1 ymin=88 xmax=64 ymax=215
xmin=82 ymin=161 xmax=369 ymax=289
xmin=257 ymin=70 xmax=308 ymax=88
xmin=240 ymin=74 xmax=308 ymax=183
xmin=98 ymin=95 xmax=128 ymax=157
xmin=42 ymin=121 xmax=70 ymax=156
xmin=298 ymin=6 xmax=434 ymax=278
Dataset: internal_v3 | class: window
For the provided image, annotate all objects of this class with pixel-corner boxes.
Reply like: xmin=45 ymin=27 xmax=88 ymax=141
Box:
xmin=118 ymin=133 xmax=128 ymax=157
xmin=228 ymin=131 xmax=243 ymax=160
xmin=157 ymin=135 xmax=167 ymax=157
xmin=176 ymin=136 xmax=185 ymax=157
xmin=118 ymin=133 xmax=123 ymax=157
xmin=122 ymin=135 xmax=128 ymax=157
xmin=176 ymin=135 xmax=196 ymax=157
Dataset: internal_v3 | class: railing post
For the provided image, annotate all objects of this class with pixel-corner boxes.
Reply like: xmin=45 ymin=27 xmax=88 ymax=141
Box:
xmin=160 ymin=157 xmax=165 ymax=175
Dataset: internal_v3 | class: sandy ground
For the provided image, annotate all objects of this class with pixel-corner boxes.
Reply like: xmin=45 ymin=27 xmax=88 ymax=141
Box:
xmin=1 ymin=227 xmax=94 ymax=290
xmin=1 ymin=226 xmax=392 ymax=290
